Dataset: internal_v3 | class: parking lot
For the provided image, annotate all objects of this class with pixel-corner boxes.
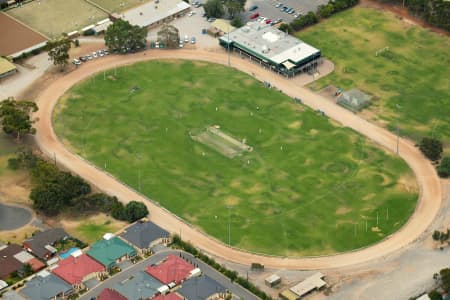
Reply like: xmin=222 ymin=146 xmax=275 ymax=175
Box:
xmin=243 ymin=0 xmax=328 ymax=24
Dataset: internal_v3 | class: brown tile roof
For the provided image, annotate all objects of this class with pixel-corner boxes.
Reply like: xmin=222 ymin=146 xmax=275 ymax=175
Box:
xmin=0 ymin=244 xmax=24 ymax=279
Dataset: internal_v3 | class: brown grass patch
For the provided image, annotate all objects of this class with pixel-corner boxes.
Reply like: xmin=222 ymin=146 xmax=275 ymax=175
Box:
xmin=309 ymin=129 xmax=319 ymax=135
xmin=336 ymin=206 xmax=352 ymax=215
xmin=288 ymin=120 xmax=302 ymax=129
xmin=224 ymin=196 xmax=240 ymax=206
xmin=245 ymin=183 xmax=263 ymax=194
xmin=0 ymin=225 xmax=39 ymax=244
xmin=230 ymin=179 xmax=241 ymax=188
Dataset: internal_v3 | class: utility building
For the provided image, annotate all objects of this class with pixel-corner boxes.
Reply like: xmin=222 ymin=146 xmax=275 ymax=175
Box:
xmin=219 ymin=22 xmax=321 ymax=77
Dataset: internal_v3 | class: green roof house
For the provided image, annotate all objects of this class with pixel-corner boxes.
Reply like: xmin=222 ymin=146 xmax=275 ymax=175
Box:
xmin=86 ymin=234 xmax=136 ymax=269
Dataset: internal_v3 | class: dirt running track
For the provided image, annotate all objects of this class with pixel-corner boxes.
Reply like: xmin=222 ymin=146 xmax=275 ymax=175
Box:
xmin=33 ymin=49 xmax=442 ymax=269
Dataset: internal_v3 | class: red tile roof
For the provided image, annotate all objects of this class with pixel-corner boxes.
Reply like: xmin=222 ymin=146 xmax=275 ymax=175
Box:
xmin=98 ymin=288 xmax=127 ymax=300
xmin=153 ymin=293 xmax=183 ymax=300
xmin=146 ymin=255 xmax=194 ymax=285
xmin=52 ymin=253 xmax=104 ymax=285
xmin=28 ymin=258 xmax=45 ymax=272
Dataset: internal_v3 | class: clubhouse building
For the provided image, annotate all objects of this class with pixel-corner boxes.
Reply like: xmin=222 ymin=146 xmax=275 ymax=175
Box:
xmin=219 ymin=22 xmax=321 ymax=77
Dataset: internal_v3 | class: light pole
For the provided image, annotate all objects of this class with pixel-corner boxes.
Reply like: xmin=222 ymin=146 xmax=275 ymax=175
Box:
xmin=227 ymin=24 xmax=230 ymax=67
xmin=137 ymin=153 xmax=141 ymax=192
xmin=227 ymin=206 xmax=232 ymax=246
xmin=396 ymin=104 xmax=401 ymax=155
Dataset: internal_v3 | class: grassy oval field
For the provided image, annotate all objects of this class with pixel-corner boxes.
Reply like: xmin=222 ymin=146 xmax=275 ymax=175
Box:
xmin=53 ymin=60 xmax=418 ymax=256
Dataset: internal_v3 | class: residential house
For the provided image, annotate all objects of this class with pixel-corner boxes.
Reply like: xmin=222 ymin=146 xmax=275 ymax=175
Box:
xmin=0 ymin=244 xmax=24 ymax=280
xmin=23 ymin=228 xmax=68 ymax=260
xmin=20 ymin=271 xmax=73 ymax=300
xmin=120 ymin=220 xmax=169 ymax=254
xmin=86 ymin=234 xmax=136 ymax=270
xmin=52 ymin=250 xmax=106 ymax=290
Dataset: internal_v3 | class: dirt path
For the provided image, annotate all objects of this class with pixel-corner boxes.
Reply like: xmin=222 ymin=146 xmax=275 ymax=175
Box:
xmin=33 ymin=49 xmax=442 ymax=269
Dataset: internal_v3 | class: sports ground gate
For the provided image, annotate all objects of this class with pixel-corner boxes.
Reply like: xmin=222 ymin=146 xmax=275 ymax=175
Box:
xmin=219 ymin=22 xmax=321 ymax=77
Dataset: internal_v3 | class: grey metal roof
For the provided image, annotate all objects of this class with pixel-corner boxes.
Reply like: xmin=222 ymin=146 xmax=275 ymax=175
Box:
xmin=20 ymin=273 xmax=73 ymax=300
xmin=178 ymin=275 xmax=227 ymax=300
xmin=23 ymin=228 xmax=68 ymax=259
xmin=2 ymin=290 xmax=27 ymax=300
xmin=120 ymin=221 xmax=169 ymax=249
xmin=113 ymin=271 xmax=163 ymax=299
xmin=220 ymin=22 xmax=319 ymax=65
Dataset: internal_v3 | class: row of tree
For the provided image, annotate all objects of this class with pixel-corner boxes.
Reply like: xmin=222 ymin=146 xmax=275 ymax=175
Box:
xmin=418 ymin=137 xmax=449 ymax=178
xmin=281 ymin=0 xmax=358 ymax=32
xmin=203 ymin=0 xmax=246 ymax=18
xmin=377 ymin=0 xmax=450 ymax=31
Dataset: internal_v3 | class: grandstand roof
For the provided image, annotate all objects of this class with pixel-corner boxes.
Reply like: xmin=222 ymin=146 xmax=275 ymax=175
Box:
xmin=52 ymin=253 xmax=105 ymax=285
xmin=290 ymin=272 xmax=326 ymax=297
xmin=119 ymin=0 xmax=190 ymax=28
xmin=220 ymin=22 xmax=319 ymax=65
xmin=146 ymin=255 xmax=194 ymax=284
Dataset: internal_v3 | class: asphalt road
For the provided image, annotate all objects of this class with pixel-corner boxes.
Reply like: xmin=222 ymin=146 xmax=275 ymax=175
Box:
xmin=80 ymin=248 xmax=260 ymax=300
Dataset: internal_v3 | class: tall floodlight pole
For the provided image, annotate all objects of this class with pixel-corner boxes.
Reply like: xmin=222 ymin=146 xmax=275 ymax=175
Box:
xmin=227 ymin=206 xmax=232 ymax=246
xmin=396 ymin=104 xmax=401 ymax=155
xmin=137 ymin=154 xmax=142 ymax=192
xmin=227 ymin=24 xmax=230 ymax=67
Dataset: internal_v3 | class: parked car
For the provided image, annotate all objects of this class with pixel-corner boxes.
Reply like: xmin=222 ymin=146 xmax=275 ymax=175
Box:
xmin=188 ymin=11 xmax=195 ymax=16
xmin=184 ymin=35 xmax=189 ymax=42
xmin=265 ymin=19 xmax=272 ymax=24
xmin=72 ymin=59 xmax=81 ymax=65
xmin=86 ymin=54 xmax=93 ymax=60
xmin=103 ymin=49 xmax=109 ymax=55
xmin=155 ymin=41 xmax=160 ymax=48
xmin=275 ymin=2 xmax=282 ymax=8
xmin=179 ymin=42 xmax=184 ymax=48
xmin=249 ymin=5 xmax=258 ymax=11
xmin=250 ymin=12 xmax=259 ymax=19
xmin=92 ymin=51 xmax=98 ymax=58
xmin=191 ymin=37 xmax=196 ymax=44
xmin=79 ymin=56 xmax=87 ymax=62
xmin=207 ymin=17 xmax=216 ymax=22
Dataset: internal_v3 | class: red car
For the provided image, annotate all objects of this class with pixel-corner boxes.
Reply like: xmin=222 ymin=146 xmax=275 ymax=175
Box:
xmin=250 ymin=12 xmax=259 ymax=19
xmin=265 ymin=19 xmax=272 ymax=24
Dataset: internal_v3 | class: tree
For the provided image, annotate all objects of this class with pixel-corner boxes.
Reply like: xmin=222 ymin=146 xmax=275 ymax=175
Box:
xmin=432 ymin=230 xmax=441 ymax=241
xmin=225 ymin=0 xmax=245 ymax=18
xmin=317 ymin=3 xmax=335 ymax=18
xmin=419 ymin=137 xmax=443 ymax=161
xmin=279 ymin=23 xmax=292 ymax=34
xmin=21 ymin=263 xmax=33 ymax=277
xmin=429 ymin=290 xmax=443 ymax=300
xmin=203 ymin=0 xmax=225 ymax=18
xmin=0 ymin=98 xmax=38 ymax=141
xmin=157 ymin=24 xmax=180 ymax=49
xmin=437 ymin=156 xmax=450 ymax=178
xmin=46 ymin=34 xmax=71 ymax=70
xmin=104 ymin=19 xmax=147 ymax=52
xmin=231 ymin=16 xmax=244 ymax=28
xmin=125 ymin=201 xmax=149 ymax=222
xmin=440 ymin=268 xmax=450 ymax=293
xmin=30 ymin=182 xmax=69 ymax=216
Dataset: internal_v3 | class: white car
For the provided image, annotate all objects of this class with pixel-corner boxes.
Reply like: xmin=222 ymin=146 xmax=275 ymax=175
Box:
xmin=72 ymin=59 xmax=81 ymax=65
xmin=179 ymin=42 xmax=184 ymax=48
xmin=184 ymin=35 xmax=189 ymax=43
xmin=155 ymin=41 xmax=160 ymax=48
xmin=188 ymin=11 xmax=195 ymax=16
xmin=92 ymin=51 xmax=98 ymax=58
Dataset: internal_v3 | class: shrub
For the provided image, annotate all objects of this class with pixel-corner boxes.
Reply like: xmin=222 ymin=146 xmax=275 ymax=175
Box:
xmin=419 ymin=137 xmax=443 ymax=161
xmin=8 ymin=158 xmax=20 ymax=170
xmin=437 ymin=157 xmax=450 ymax=178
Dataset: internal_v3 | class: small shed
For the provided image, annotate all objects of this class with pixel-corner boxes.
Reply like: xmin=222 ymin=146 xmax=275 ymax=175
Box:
xmin=337 ymin=88 xmax=372 ymax=112
xmin=265 ymin=274 xmax=281 ymax=287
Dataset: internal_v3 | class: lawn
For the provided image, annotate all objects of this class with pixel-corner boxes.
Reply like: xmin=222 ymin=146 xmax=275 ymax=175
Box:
xmin=90 ymin=0 xmax=153 ymax=13
xmin=53 ymin=60 xmax=418 ymax=256
xmin=297 ymin=7 xmax=450 ymax=153
xmin=6 ymin=0 xmax=107 ymax=38
xmin=61 ymin=214 xmax=127 ymax=244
